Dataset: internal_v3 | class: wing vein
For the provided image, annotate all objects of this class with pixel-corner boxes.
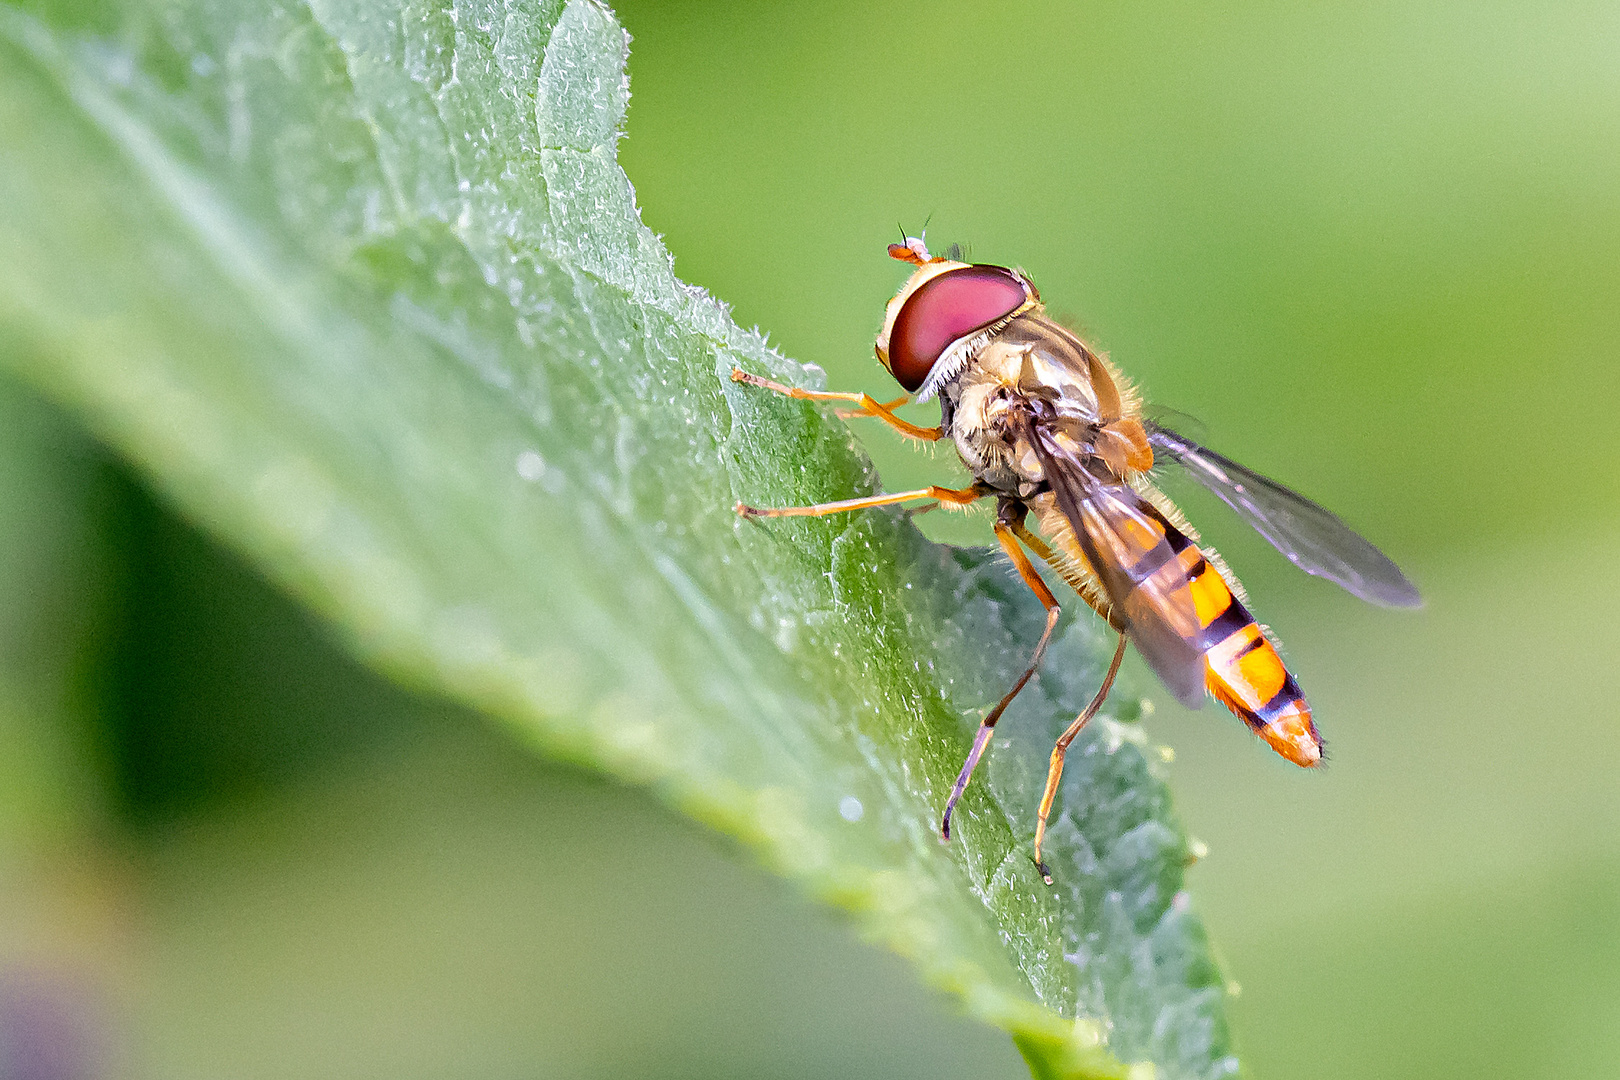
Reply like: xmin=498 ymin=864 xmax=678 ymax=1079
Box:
xmin=1147 ymin=422 xmax=1421 ymax=608
xmin=1013 ymin=407 xmax=1208 ymax=708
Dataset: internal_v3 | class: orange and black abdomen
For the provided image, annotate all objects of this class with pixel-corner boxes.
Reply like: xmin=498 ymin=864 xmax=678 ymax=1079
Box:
xmin=1178 ymin=542 xmax=1323 ymax=766
xmin=1037 ymin=468 xmax=1325 ymax=766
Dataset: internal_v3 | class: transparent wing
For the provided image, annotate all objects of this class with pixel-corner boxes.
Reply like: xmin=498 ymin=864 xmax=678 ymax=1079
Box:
xmin=1147 ymin=423 xmax=1422 ymax=608
xmin=1031 ymin=424 xmax=1208 ymax=708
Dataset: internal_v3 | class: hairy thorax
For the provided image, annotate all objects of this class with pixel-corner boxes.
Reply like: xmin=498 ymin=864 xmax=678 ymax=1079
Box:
xmin=939 ymin=314 xmax=1142 ymax=499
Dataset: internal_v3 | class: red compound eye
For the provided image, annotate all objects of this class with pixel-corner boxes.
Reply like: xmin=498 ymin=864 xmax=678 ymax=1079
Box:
xmin=888 ymin=265 xmax=1029 ymax=391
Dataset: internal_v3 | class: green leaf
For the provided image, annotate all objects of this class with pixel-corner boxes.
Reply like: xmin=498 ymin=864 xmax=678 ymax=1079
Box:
xmin=0 ymin=0 xmax=1236 ymax=1075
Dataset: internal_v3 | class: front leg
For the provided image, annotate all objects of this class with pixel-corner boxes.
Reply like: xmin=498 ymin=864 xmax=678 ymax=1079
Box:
xmin=731 ymin=368 xmax=943 ymax=441
xmin=736 ymin=484 xmax=986 ymax=519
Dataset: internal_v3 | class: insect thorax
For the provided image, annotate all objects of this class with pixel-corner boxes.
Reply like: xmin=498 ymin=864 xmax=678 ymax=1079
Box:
xmin=938 ymin=314 xmax=1119 ymax=499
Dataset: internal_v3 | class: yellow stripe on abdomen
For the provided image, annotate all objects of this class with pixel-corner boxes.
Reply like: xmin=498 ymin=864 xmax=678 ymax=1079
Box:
xmin=1185 ymin=553 xmax=1233 ymax=630
xmin=1193 ymin=557 xmax=1322 ymax=767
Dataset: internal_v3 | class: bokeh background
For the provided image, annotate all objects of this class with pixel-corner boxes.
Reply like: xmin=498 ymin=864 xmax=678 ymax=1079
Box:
xmin=4 ymin=0 xmax=1618 ymax=1077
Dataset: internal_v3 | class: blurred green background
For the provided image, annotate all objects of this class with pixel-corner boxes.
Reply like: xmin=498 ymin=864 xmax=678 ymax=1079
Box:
xmin=4 ymin=0 xmax=1619 ymax=1077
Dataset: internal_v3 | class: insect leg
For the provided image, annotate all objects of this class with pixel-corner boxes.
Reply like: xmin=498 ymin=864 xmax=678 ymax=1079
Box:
xmin=1032 ymin=630 xmax=1128 ymax=884
xmin=731 ymin=368 xmax=943 ymax=441
xmin=736 ymin=484 xmax=984 ymax=519
xmin=940 ymin=506 xmax=1062 ymax=842
xmin=1008 ymin=518 xmax=1121 ymax=629
xmin=837 ymin=395 xmax=908 ymax=419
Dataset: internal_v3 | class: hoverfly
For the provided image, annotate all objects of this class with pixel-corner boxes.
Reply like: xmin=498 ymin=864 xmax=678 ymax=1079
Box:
xmin=733 ymin=236 xmax=1420 ymax=882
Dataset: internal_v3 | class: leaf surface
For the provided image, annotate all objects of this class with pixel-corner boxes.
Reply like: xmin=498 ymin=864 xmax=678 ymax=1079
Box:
xmin=0 ymin=0 xmax=1235 ymax=1075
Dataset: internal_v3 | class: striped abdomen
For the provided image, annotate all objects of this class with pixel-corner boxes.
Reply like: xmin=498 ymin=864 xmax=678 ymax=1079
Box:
xmin=1038 ymin=487 xmax=1324 ymax=767
xmin=1178 ymin=540 xmax=1323 ymax=766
